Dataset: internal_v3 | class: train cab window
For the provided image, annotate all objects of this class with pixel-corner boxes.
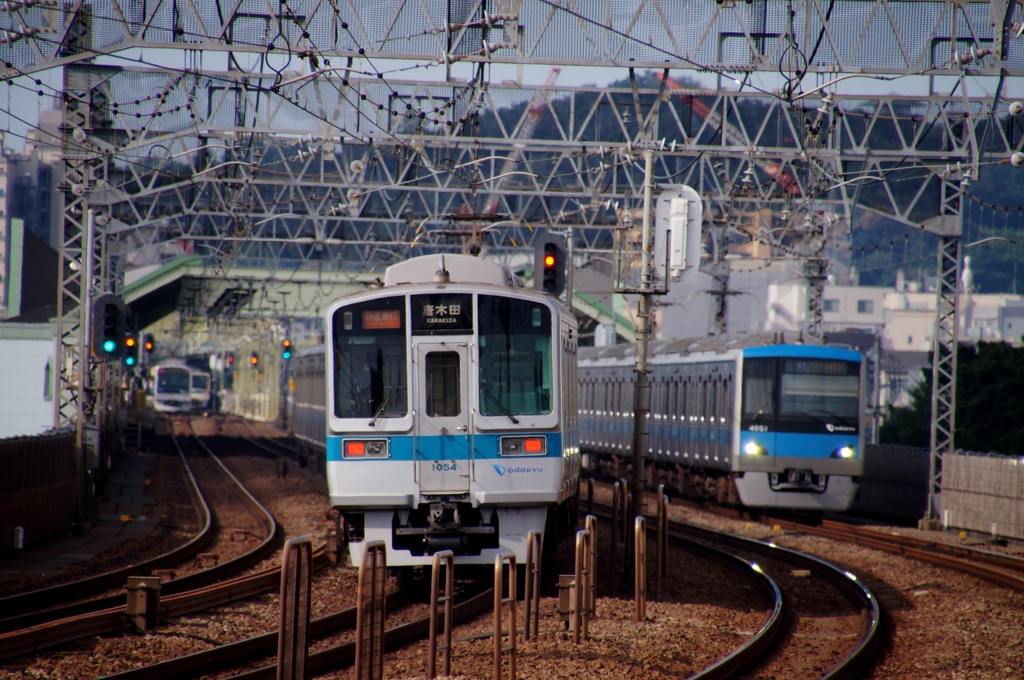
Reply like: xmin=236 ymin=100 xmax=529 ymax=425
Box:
xmin=332 ymin=297 xmax=408 ymax=420
xmin=425 ymin=352 xmax=461 ymax=417
xmin=478 ymin=295 xmax=553 ymax=416
xmin=779 ymin=359 xmax=859 ymax=424
xmin=742 ymin=358 xmax=776 ymax=421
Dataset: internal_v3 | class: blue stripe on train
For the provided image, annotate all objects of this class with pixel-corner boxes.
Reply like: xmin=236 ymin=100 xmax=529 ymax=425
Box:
xmin=773 ymin=431 xmax=859 ymax=458
xmin=742 ymin=345 xmax=861 ymax=362
xmin=326 ymin=433 xmax=564 ymax=462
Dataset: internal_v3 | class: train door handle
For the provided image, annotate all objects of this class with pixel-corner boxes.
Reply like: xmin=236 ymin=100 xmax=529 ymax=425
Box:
xmin=456 ymin=425 xmax=467 ymax=432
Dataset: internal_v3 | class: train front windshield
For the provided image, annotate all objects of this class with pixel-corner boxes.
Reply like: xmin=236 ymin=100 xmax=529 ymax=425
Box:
xmin=478 ymin=295 xmax=552 ymax=416
xmin=192 ymin=375 xmax=209 ymax=390
xmin=332 ymin=298 xmax=408 ymax=420
xmin=158 ymin=368 xmax=191 ymax=394
xmin=743 ymin=357 xmax=859 ymax=430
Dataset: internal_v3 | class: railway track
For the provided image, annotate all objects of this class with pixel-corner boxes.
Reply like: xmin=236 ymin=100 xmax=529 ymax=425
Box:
xmin=589 ymin=501 xmax=884 ymax=679
xmin=776 ymin=517 xmax=1024 ymax=592
xmin=0 ymin=432 xmax=213 ymax=630
xmin=0 ymin=428 xmax=286 ymax=660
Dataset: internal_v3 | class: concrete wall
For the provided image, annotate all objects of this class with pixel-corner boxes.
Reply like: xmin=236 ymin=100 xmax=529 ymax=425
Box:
xmin=0 ymin=323 xmax=55 ymax=438
xmin=942 ymin=452 xmax=1024 ymax=539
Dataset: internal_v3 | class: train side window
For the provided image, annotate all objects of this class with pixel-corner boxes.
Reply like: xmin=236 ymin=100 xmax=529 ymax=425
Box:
xmin=425 ymin=351 xmax=461 ymax=417
xmin=742 ymin=358 xmax=776 ymax=420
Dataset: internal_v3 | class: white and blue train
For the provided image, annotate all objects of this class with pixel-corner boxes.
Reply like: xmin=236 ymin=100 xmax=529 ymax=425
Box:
xmin=578 ymin=334 xmax=864 ymax=512
xmin=291 ymin=254 xmax=581 ymax=567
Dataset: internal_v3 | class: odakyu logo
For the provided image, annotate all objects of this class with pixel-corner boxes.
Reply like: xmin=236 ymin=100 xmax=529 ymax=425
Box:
xmin=493 ymin=464 xmax=544 ymax=476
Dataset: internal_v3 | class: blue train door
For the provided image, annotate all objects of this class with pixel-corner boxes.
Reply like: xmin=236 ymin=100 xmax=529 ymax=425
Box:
xmin=414 ymin=342 xmax=471 ymax=494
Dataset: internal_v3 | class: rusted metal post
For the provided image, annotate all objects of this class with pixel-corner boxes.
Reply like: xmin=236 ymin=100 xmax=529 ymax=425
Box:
xmin=585 ymin=515 xmax=598 ymax=615
xmin=635 ymin=516 xmax=647 ymax=621
xmin=125 ymin=576 xmax=161 ymax=632
xmin=573 ymin=529 xmax=592 ymax=643
xmin=355 ymin=540 xmax=387 ymax=680
xmin=428 ymin=550 xmax=455 ymax=680
xmin=625 ymin=491 xmax=634 ymax=575
xmin=493 ymin=553 xmax=517 ymax=680
xmin=655 ymin=484 xmax=667 ymax=601
xmin=277 ymin=536 xmax=313 ymax=680
xmin=524 ymin=530 xmax=542 ymax=640
xmin=612 ymin=480 xmax=622 ymax=575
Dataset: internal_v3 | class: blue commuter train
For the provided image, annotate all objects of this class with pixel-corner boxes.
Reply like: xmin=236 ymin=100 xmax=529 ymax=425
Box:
xmin=292 ymin=254 xmax=581 ymax=567
xmin=578 ymin=334 xmax=864 ymax=511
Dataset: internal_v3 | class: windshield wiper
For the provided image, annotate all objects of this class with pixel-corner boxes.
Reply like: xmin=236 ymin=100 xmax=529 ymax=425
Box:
xmin=750 ymin=393 xmax=772 ymax=420
xmin=481 ymin=386 xmax=519 ymax=424
xmin=368 ymin=384 xmax=399 ymax=426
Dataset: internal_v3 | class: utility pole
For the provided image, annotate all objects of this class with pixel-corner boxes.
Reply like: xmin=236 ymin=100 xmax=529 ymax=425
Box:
xmin=631 ymin=149 xmax=655 ymax=522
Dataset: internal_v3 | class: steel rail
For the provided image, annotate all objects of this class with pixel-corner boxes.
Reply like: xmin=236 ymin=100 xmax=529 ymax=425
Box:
xmin=774 ymin=519 xmax=1024 ymax=593
xmin=669 ymin=520 xmax=885 ymax=680
xmin=0 ymin=432 xmax=286 ymax=660
xmin=99 ymin=589 xmax=410 ymax=680
xmin=0 ymin=432 xmax=214 ymax=628
xmin=227 ymin=586 xmax=495 ymax=680
xmin=587 ymin=505 xmax=786 ymax=680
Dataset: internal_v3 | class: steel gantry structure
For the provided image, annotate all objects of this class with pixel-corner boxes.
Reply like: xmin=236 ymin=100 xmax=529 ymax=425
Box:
xmin=3 ymin=0 xmax=1023 ymax=519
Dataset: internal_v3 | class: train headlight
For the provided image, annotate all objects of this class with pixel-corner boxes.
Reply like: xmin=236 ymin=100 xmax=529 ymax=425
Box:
xmin=343 ymin=439 xmax=389 ymax=459
xmin=743 ymin=441 xmax=767 ymax=456
xmin=500 ymin=436 xmax=547 ymax=456
xmin=831 ymin=445 xmax=856 ymax=459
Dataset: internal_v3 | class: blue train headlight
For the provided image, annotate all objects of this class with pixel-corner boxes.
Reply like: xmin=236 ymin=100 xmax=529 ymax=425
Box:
xmin=743 ymin=441 xmax=767 ymax=456
xmin=831 ymin=445 xmax=856 ymax=459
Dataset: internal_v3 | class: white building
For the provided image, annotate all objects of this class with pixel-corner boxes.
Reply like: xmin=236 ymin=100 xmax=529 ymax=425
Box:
xmin=0 ymin=322 xmax=56 ymax=438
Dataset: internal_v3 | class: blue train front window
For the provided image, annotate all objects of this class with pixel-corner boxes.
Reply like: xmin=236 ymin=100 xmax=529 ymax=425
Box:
xmin=742 ymin=358 xmax=776 ymax=420
xmin=332 ymin=298 xmax=408 ymax=420
xmin=779 ymin=359 xmax=859 ymax=427
xmin=478 ymin=296 xmax=552 ymax=416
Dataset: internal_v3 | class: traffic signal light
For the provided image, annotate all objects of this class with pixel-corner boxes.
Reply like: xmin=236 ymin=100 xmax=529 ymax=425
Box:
xmin=92 ymin=293 xmax=126 ymax=359
xmin=143 ymin=333 xmax=155 ymax=353
xmin=124 ymin=335 xmax=139 ymax=367
xmin=282 ymin=339 xmax=292 ymax=360
xmin=227 ymin=352 xmax=235 ymax=367
xmin=534 ymin=234 xmax=567 ymax=297
xmin=250 ymin=351 xmax=259 ymax=367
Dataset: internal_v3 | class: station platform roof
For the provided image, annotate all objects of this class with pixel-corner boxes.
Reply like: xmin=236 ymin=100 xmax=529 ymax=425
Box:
xmin=122 ymin=257 xmax=374 ymax=328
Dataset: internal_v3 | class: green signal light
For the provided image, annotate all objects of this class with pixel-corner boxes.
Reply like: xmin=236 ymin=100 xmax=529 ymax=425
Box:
xmin=126 ymin=356 xmax=137 ymax=366
xmin=103 ymin=340 xmax=117 ymax=353
xmin=283 ymin=350 xmax=292 ymax=360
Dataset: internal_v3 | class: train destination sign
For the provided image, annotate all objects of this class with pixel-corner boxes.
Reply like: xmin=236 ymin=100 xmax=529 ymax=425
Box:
xmin=362 ymin=309 xmax=401 ymax=330
xmin=412 ymin=294 xmax=473 ymax=335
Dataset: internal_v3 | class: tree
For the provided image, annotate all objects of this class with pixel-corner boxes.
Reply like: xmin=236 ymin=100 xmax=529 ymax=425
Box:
xmin=880 ymin=342 xmax=1024 ymax=453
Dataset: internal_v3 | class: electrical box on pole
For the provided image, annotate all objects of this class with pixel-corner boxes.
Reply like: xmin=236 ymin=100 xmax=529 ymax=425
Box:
xmin=92 ymin=293 xmax=126 ymax=360
xmin=654 ymin=185 xmax=703 ymax=283
xmin=534 ymin=233 xmax=567 ymax=297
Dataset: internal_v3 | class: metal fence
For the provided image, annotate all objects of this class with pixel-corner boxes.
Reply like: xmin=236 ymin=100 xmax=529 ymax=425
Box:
xmin=0 ymin=429 xmax=76 ymax=553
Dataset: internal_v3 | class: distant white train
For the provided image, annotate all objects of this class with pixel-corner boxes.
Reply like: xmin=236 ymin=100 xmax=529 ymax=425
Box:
xmin=148 ymin=360 xmax=193 ymax=413
xmin=190 ymin=371 xmax=212 ymax=411
xmin=291 ymin=254 xmax=581 ymax=567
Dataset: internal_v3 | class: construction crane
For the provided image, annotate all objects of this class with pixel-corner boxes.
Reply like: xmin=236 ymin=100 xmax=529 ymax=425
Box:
xmin=658 ymin=73 xmax=801 ymax=196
